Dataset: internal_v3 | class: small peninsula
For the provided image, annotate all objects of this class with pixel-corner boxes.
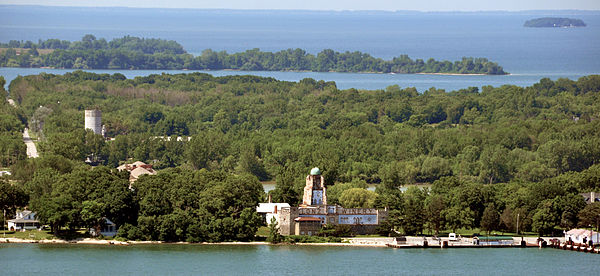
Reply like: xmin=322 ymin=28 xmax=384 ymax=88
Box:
xmin=0 ymin=35 xmax=507 ymax=75
xmin=524 ymin=17 xmax=586 ymax=28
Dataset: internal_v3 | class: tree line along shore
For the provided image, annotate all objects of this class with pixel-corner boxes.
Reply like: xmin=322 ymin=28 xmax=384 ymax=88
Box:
xmin=1 ymin=72 xmax=599 ymax=243
xmin=0 ymin=35 xmax=506 ymax=74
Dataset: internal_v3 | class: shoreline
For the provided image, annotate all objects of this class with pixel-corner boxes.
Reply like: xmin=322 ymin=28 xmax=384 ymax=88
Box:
xmin=0 ymin=236 xmax=558 ymax=248
xmin=0 ymin=66 xmax=507 ymax=76
xmin=415 ymin=72 xmax=511 ymax=76
xmin=0 ymin=237 xmax=384 ymax=247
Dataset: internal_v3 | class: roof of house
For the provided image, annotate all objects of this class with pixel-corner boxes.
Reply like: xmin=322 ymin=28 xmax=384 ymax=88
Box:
xmin=132 ymin=161 xmax=147 ymax=167
xmin=104 ymin=218 xmax=116 ymax=226
xmin=256 ymin=203 xmax=291 ymax=213
xmin=18 ymin=210 xmax=33 ymax=217
xmin=130 ymin=166 xmax=156 ymax=179
xmin=566 ymin=229 xmax=598 ymax=237
xmin=295 ymin=217 xmax=322 ymax=222
xmin=580 ymin=192 xmax=600 ymax=202
xmin=8 ymin=218 xmax=40 ymax=223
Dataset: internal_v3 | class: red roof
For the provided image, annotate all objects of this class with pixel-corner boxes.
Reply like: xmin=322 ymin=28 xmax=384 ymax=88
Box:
xmin=295 ymin=217 xmax=322 ymax=222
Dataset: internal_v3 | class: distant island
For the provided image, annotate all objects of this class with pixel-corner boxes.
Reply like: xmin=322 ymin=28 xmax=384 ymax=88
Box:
xmin=524 ymin=17 xmax=586 ymax=28
xmin=0 ymin=35 xmax=507 ymax=75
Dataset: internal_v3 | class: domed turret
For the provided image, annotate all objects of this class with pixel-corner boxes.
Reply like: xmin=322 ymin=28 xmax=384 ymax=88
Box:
xmin=303 ymin=167 xmax=326 ymax=205
xmin=310 ymin=167 xmax=321 ymax=175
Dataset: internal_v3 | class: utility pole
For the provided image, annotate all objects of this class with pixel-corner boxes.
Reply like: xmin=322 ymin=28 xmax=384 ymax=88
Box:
xmin=516 ymin=213 xmax=520 ymax=236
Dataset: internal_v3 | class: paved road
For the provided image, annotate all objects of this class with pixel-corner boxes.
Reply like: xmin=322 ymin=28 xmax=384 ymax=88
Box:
xmin=23 ymin=128 xmax=39 ymax=158
xmin=7 ymin=98 xmax=39 ymax=158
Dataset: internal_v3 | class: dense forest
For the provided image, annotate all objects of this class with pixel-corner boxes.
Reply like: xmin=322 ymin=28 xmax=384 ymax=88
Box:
xmin=0 ymin=35 xmax=506 ymax=74
xmin=2 ymin=72 xmax=600 ymax=241
xmin=0 ymin=76 xmax=27 ymax=168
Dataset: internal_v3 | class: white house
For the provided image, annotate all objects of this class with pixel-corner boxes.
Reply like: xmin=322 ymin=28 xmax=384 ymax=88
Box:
xmin=565 ymin=228 xmax=600 ymax=244
xmin=256 ymin=203 xmax=290 ymax=225
xmin=89 ymin=218 xmax=118 ymax=237
xmin=7 ymin=210 xmax=41 ymax=231
xmin=580 ymin=192 xmax=600 ymax=204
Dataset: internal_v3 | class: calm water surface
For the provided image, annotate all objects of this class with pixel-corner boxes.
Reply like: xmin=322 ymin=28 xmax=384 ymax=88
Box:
xmin=0 ymin=243 xmax=596 ymax=275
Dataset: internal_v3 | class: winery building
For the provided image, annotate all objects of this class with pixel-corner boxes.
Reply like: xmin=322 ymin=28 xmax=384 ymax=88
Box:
xmin=276 ymin=167 xmax=388 ymax=236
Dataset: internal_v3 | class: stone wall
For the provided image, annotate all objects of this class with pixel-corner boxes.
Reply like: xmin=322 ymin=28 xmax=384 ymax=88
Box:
xmin=278 ymin=207 xmax=298 ymax=236
xmin=350 ymin=225 xmax=379 ymax=235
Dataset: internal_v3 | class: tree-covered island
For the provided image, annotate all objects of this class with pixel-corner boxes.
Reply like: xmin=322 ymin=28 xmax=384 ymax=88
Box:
xmin=2 ymin=72 xmax=600 ymax=242
xmin=524 ymin=17 xmax=586 ymax=28
xmin=0 ymin=35 xmax=507 ymax=74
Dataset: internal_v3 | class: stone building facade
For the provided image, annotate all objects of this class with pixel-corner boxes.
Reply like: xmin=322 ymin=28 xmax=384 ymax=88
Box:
xmin=302 ymin=167 xmax=327 ymax=206
xmin=278 ymin=167 xmax=388 ymax=236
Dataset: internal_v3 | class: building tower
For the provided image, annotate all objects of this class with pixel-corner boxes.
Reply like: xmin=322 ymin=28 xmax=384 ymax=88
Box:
xmin=84 ymin=109 xmax=102 ymax=135
xmin=302 ymin=167 xmax=327 ymax=206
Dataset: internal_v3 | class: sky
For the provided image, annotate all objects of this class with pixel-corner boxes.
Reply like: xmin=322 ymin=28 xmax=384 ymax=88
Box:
xmin=0 ymin=0 xmax=599 ymax=11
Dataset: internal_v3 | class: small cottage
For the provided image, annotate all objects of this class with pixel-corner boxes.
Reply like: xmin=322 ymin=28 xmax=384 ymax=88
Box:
xmin=7 ymin=210 xmax=41 ymax=231
xmin=580 ymin=192 xmax=600 ymax=204
xmin=89 ymin=218 xmax=118 ymax=237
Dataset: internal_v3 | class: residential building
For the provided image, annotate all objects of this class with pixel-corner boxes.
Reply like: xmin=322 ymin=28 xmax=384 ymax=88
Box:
xmin=7 ymin=210 xmax=41 ymax=231
xmin=256 ymin=201 xmax=290 ymax=225
xmin=89 ymin=218 xmax=118 ymax=237
xmin=580 ymin=192 xmax=600 ymax=204
xmin=117 ymin=161 xmax=157 ymax=183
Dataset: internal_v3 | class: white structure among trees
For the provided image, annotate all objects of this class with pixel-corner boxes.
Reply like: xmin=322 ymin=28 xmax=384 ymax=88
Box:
xmin=84 ymin=109 xmax=102 ymax=135
xmin=565 ymin=228 xmax=600 ymax=244
xmin=7 ymin=210 xmax=41 ymax=231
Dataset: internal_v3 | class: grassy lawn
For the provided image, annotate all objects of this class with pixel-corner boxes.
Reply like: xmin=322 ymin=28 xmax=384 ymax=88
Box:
xmin=1 ymin=230 xmax=56 ymax=240
xmin=1 ymin=229 xmax=92 ymax=240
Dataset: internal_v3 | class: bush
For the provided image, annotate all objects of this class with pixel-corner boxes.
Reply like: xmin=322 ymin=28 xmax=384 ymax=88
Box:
xmin=285 ymin=235 xmax=342 ymax=243
xmin=319 ymin=224 xmax=354 ymax=237
xmin=116 ymin=223 xmax=143 ymax=241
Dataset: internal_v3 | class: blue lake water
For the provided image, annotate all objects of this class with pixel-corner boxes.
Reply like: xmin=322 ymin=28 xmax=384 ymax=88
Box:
xmin=1 ymin=67 xmax=592 ymax=92
xmin=0 ymin=244 xmax=598 ymax=275
xmin=1 ymin=6 xmax=599 ymax=91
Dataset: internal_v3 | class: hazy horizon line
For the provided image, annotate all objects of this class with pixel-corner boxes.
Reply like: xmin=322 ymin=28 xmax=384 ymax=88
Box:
xmin=2 ymin=4 xmax=600 ymax=13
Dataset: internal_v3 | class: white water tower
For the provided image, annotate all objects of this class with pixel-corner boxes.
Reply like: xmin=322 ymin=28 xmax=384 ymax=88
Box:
xmin=84 ymin=109 xmax=102 ymax=135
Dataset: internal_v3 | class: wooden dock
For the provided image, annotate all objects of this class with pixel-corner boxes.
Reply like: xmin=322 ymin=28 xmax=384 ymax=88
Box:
xmin=549 ymin=242 xmax=600 ymax=254
xmin=386 ymin=242 xmax=537 ymax=249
